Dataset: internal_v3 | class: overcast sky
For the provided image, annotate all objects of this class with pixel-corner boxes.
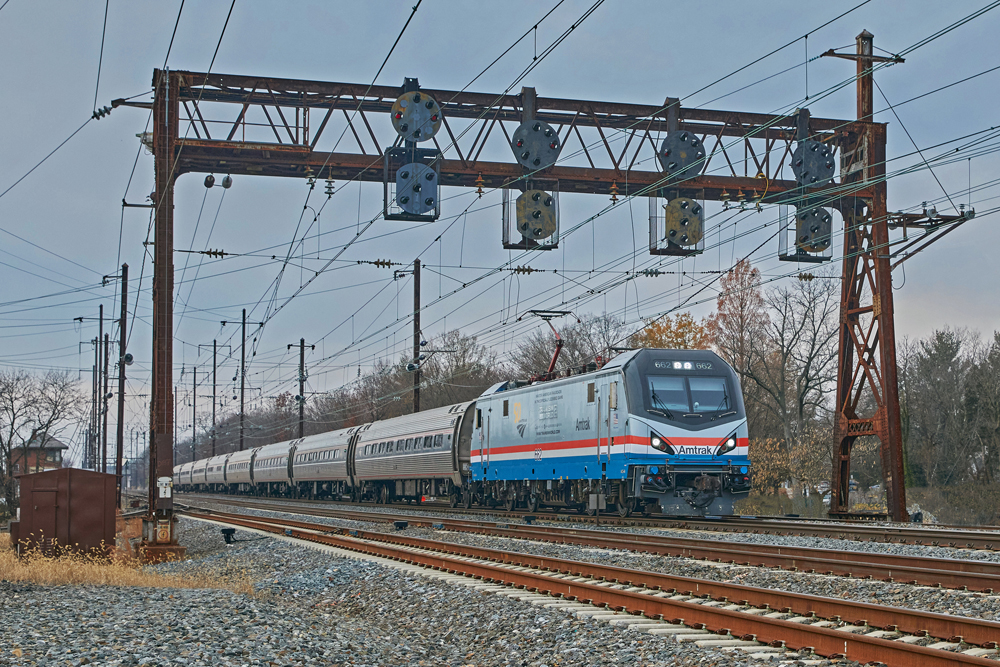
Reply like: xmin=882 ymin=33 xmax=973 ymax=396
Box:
xmin=1 ymin=1 xmax=998 ymax=460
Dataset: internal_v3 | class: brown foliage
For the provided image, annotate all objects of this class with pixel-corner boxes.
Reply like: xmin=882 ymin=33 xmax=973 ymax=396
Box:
xmin=629 ymin=312 xmax=710 ymax=350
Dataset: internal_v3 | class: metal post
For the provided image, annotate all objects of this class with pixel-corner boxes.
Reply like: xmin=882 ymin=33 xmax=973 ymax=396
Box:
xmin=174 ymin=388 xmax=178 ymax=465
xmin=413 ymin=258 xmax=421 ymax=413
xmin=212 ymin=340 xmax=217 ymax=456
xmin=102 ymin=333 xmax=110 ymax=474
xmin=288 ymin=338 xmax=315 ymax=439
xmin=116 ymin=263 xmax=128 ymax=507
xmin=91 ymin=343 xmax=98 ymax=470
xmin=148 ymin=68 xmax=181 ymax=557
xmin=830 ymin=31 xmax=908 ymax=522
xmin=240 ymin=308 xmax=246 ymax=451
xmin=192 ymin=366 xmax=197 ymax=461
xmin=98 ymin=304 xmax=103 ymax=470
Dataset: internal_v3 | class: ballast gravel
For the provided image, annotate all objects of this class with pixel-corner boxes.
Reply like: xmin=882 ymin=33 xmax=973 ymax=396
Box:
xmin=182 ymin=498 xmax=1000 ymax=623
xmin=1 ymin=518 xmax=847 ymax=667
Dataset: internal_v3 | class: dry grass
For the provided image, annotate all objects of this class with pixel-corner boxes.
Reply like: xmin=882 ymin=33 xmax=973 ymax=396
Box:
xmin=0 ymin=533 xmax=254 ymax=594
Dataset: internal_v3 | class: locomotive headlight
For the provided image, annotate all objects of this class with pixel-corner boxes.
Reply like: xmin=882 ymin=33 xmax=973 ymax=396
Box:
xmin=717 ymin=433 xmax=738 ymax=455
xmin=650 ymin=431 xmax=675 ymax=455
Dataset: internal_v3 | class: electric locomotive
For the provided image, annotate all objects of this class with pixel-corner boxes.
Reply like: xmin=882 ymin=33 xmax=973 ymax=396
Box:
xmin=469 ymin=348 xmax=750 ymax=515
xmin=173 ymin=348 xmax=751 ymax=516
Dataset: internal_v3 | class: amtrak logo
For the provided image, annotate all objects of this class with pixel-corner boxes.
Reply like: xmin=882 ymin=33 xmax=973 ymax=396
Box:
xmin=513 ymin=403 xmax=526 ymax=438
xmin=675 ymin=445 xmax=713 ymax=455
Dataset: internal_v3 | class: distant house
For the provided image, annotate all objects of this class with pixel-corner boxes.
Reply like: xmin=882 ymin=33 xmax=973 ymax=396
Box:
xmin=12 ymin=434 xmax=68 ymax=475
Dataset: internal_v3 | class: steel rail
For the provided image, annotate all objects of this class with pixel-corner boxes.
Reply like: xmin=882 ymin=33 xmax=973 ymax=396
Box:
xmin=658 ymin=517 xmax=1000 ymax=549
xmin=178 ymin=496 xmax=1000 ymax=592
xmin=192 ymin=508 xmax=1000 ymax=647
xmin=177 ymin=492 xmax=1000 ymax=549
xmin=184 ymin=509 xmax=1000 ymax=666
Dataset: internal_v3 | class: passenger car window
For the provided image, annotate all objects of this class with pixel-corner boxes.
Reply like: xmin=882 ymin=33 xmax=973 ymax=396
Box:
xmin=424 ymin=436 xmax=433 ymax=449
xmin=405 ymin=438 xmax=413 ymax=451
xmin=434 ymin=434 xmax=443 ymax=448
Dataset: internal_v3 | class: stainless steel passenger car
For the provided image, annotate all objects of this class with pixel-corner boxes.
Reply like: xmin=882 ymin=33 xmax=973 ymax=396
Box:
xmin=225 ymin=447 xmax=258 ymax=490
xmin=350 ymin=402 xmax=475 ymax=505
xmin=289 ymin=428 xmax=354 ymax=499
xmin=253 ymin=442 xmax=293 ymax=495
xmin=204 ymin=454 xmax=232 ymax=490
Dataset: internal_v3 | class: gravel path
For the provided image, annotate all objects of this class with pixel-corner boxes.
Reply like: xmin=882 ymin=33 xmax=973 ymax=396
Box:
xmin=3 ymin=518 xmax=828 ymax=667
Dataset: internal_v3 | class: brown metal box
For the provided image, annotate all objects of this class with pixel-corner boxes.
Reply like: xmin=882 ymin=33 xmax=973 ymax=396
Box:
xmin=14 ymin=468 xmax=116 ymax=556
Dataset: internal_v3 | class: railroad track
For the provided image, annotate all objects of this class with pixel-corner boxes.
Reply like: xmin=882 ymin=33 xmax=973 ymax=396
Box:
xmin=177 ymin=492 xmax=1000 ymax=549
xmin=182 ymin=507 xmax=1000 ymax=666
xmin=178 ymin=495 xmax=1000 ymax=592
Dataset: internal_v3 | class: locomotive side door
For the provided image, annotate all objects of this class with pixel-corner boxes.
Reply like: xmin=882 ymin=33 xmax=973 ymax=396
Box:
xmin=596 ymin=374 xmax=622 ymax=464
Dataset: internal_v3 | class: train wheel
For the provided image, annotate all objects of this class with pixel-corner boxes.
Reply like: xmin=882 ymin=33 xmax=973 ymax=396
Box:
xmin=503 ymin=494 xmax=517 ymax=512
xmin=525 ymin=494 xmax=539 ymax=513
xmin=463 ymin=491 xmax=473 ymax=509
xmin=615 ymin=499 xmax=632 ymax=518
xmin=449 ymin=493 xmax=459 ymax=508
xmin=379 ymin=485 xmax=389 ymax=505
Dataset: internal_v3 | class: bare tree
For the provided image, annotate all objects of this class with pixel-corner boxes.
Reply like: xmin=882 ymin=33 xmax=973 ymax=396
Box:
xmin=0 ymin=370 xmax=84 ymax=513
xmin=706 ymin=261 xmax=777 ymax=439
xmin=747 ymin=274 xmax=840 ymax=446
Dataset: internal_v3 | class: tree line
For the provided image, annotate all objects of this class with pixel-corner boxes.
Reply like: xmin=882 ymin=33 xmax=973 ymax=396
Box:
xmin=3 ymin=259 xmax=998 ymax=521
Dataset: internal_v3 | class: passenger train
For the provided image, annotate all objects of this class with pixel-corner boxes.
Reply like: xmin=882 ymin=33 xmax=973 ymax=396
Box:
xmin=173 ymin=349 xmax=752 ymax=516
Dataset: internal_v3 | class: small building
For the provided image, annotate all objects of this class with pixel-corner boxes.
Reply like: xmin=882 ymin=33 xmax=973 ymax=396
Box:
xmin=10 ymin=468 xmax=117 ymax=556
xmin=11 ymin=434 xmax=68 ymax=475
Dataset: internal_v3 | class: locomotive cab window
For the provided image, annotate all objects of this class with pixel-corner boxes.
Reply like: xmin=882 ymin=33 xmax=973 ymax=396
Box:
xmin=476 ymin=409 xmax=482 ymax=428
xmin=587 ymin=383 xmax=595 ymax=403
xmin=645 ymin=374 xmax=733 ymax=421
xmin=503 ymin=400 xmax=509 ymax=417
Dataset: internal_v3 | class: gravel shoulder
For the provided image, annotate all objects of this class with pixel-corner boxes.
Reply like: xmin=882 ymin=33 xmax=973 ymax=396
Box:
xmin=2 ymin=517 xmax=790 ymax=667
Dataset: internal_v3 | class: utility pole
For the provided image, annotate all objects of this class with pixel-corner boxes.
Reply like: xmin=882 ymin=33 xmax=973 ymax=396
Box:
xmin=102 ymin=333 xmax=110 ymax=473
xmin=144 ymin=67 xmax=183 ymax=560
xmin=413 ymin=258 xmax=421 ymax=413
xmin=287 ymin=338 xmax=314 ymax=438
xmin=98 ymin=304 xmax=104 ymax=470
xmin=199 ymin=340 xmax=230 ymax=457
xmin=240 ymin=308 xmax=246 ymax=451
xmin=191 ymin=366 xmax=197 ymax=461
xmin=827 ymin=31 xmax=908 ymax=522
xmin=91 ymin=342 xmax=98 ymax=470
xmin=116 ymin=263 xmax=128 ymax=507
xmin=212 ymin=342 xmax=217 ymax=455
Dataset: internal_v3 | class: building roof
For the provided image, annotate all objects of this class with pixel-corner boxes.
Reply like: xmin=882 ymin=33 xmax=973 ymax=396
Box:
xmin=25 ymin=434 xmax=69 ymax=450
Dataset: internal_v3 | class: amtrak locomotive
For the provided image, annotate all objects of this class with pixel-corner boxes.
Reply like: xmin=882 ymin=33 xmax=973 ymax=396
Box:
xmin=174 ymin=349 xmax=752 ymax=516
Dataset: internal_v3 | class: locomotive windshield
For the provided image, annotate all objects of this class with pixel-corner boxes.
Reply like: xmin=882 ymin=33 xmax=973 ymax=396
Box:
xmin=646 ymin=375 xmax=735 ymax=421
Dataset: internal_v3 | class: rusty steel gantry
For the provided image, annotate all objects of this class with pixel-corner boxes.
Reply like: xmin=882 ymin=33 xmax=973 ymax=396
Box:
xmin=118 ymin=30 xmax=969 ymax=530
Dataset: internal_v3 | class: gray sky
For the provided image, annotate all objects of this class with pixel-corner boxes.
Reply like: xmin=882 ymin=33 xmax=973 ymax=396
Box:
xmin=1 ymin=1 xmax=998 ymax=460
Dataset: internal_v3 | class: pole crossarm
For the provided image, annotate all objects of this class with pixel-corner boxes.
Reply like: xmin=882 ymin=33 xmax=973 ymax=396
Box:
xmin=121 ymin=69 xmax=874 ymax=202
